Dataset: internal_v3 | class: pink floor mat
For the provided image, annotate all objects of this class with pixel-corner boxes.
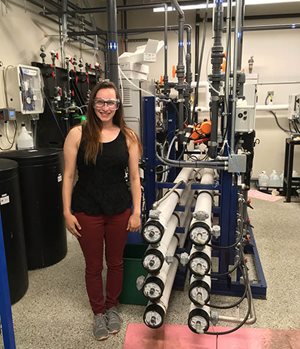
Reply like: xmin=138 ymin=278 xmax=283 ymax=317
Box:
xmin=123 ymin=323 xmax=300 ymax=349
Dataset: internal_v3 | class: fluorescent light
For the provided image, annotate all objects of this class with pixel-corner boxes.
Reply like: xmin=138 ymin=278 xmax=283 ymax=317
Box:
xmin=153 ymin=0 xmax=300 ymax=13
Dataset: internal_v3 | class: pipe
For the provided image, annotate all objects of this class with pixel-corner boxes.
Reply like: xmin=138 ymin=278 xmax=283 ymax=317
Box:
xmin=237 ymin=0 xmax=245 ymax=71
xmin=256 ymin=104 xmax=289 ymax=111
xmin=257 ymin=81 xmax=300 ymax=85
xmin=163 ymin=3 xmax=169 ymax=96
xmin=184 ymin=24 xmax=193 ymax=124
xmin=60 ymin=0 xmax=68 ymax=68
xmin=67 ymin=25 xmax=179 ymax=36
xmin=143 ymin=258 xmax=179 ymax=329
xmin=230 ymin=0 xmax=243 ymax=152
xmin=171 ymin=0 xmax=185 ymax=146
xmin=142 ymin=167 xmax=193 ymax=244
xmin=107 ymin=0 xmax=119 ymax=87
xmin=156 ymin=152 xmax=227 ymax=169
xmin=194 ymin=12 xmax=200 ymax=82
xmin=224 ymin=0 xmax=232 ymax=121
xmin=189 ymin=169 xmax=214 ymax=246
xmin=208 ymin=0 xmax=224 ymax=159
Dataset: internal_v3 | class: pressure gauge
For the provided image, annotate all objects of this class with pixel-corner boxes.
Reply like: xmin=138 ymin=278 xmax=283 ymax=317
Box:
xmin=143 ymin=304 xmax=165 ymax=329
xmin=142 ymin=221 xmax=164 ymax=244
xmin=189 ymin=251 xmax=210 ymax=276
xmin=142 ymin=254 xmax=162 ymax=273
xmin=189 ymin=278 xmax=211 ymax=306
xmin=189 ymin=222 xmax=211 ymax=246
xmin=188 ymin=308 xmax=210 ymax=334
xmin=143 ymin=276 xmax=164 ymax=300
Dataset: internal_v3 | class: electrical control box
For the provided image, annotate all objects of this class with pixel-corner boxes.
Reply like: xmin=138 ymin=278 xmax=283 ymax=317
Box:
xmin=288 ymin=94 xmax=300 ymax=121
xmin=5 ymin=65 xmax=44 ymax=115
xmin=235 ymin=106 xmax=256 ymax=133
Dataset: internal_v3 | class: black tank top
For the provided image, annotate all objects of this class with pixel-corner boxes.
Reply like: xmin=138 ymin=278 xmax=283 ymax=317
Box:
xmin=71 ymin=131 xmax=132 ymax=215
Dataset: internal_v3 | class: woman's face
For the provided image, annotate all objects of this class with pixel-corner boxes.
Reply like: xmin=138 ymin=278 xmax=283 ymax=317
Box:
xmin=93 ymin=88 xmax=119 ymax=126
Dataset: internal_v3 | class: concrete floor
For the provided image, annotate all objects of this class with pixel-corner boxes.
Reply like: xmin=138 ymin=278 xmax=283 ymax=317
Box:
xmin=9 ymin=195 xmax=300 ymax=349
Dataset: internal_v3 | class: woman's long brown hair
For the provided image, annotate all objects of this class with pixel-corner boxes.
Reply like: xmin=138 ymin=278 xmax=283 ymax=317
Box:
xmin=82 ymin=80 xmax=141 ymax=164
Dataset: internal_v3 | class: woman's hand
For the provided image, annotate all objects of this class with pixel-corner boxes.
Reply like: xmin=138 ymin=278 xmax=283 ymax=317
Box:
xmin=64 ymin=213 xmax=82 ymax=238
xmin=127 ymin=213 xmax=141 ymax=232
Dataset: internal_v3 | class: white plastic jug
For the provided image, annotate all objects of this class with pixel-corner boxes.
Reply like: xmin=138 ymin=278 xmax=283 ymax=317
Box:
xmin=16 ymin=123 xmax=34 ymax=150
xmin=258 ymin=171 xmax=269 ymax=187
xmin=269 ymin=170 xmax=281 ymax=187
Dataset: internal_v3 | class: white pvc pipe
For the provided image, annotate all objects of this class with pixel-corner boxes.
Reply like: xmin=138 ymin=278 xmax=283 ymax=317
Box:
xmin=256 ymin=104 xmax=289 ymax=111
xmin=155 ymin=258 xmax=179 ymax=313
xmin=148 ymin=167 xmax=193 ymax=230
xmin=189 ymin=168 xmax=214 ymax=245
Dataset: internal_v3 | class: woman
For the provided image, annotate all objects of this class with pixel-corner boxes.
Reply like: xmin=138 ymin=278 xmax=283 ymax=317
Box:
xmin=62 ymin=81 xmax=142 ymax=341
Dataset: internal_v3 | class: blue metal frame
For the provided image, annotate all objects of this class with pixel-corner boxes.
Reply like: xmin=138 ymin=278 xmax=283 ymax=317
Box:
xmin=0 ymin=214 xmax=16 ymax=349
xmin=142 ymin=96 xmax=267 ymax=299
xmin=142 ymin=97 xmax=157 ymax=214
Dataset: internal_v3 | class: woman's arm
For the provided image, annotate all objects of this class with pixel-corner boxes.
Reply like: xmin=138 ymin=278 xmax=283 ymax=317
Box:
xmin=62 ymin=126 xmax=82 ymax=237
xmin=127 ymin=133 xmax=142 ymax=231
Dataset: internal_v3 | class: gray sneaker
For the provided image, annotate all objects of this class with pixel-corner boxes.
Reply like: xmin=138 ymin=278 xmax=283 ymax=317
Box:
xmin=93 ymin=313 xmax=109 ymax=341
xmin=106 ymin=307 xmax=122 ymax=334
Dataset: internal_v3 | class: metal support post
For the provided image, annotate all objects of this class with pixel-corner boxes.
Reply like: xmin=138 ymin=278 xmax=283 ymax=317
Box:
xmin=107 ymin=0 xmax=119 ymax=87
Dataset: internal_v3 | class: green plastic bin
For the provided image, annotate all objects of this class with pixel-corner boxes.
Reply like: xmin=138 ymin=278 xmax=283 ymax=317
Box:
xmin=119 ymin=244 xmax=148 ymax=305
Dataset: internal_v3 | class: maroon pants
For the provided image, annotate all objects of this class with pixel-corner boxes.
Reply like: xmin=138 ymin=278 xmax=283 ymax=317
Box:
xmin=75 ymin=209 xmax=131 ymax=315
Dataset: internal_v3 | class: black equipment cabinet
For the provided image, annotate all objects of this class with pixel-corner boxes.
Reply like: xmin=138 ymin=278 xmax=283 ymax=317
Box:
xmin=0 ymin=149 xmax=67 ymax=269
xmin=0 ymin=159 xmax=28 ymax=304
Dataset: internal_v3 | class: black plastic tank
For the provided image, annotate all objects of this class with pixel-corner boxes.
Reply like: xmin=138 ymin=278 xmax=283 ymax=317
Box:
xmin=0 ymin=159 xmax=28 ymax=304
xmin=0 ymin=149 xmax=67 ymax=270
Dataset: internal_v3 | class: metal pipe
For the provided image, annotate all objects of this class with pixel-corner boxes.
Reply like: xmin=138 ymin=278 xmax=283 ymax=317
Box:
xmin=237 ymin=0 xmax=245 ymax=71
xmin=171 ymin=0 xmax=185 ymax=146
xmin=230 ymin=0 xmax=243 ymax=152
xmin=107 ymin=0 xmax=119 ymax=87
xmin=163 ymin=3 xmax=169 ymax=96
xmin=67 ymin=25 xmax=179 ymax=36
xmin=229 ymin=23 xmax=300 ymax=32
xmin=60 ymin=0 xmax=68 ymax=68
xmin=208 ymin=0 xmax=224 ymax=159
xmin=224 ymin=0 xmax=232 ymax=120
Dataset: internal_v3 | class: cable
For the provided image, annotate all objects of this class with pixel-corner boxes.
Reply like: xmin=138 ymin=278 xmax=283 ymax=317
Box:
xmin=0 ymin=120 xmax=17 ymax=151
xmin=208 ymin=266 xmax=247 ymax=309
xmin=208 ymin=231 xmax=244 ymax=250
xmin=269 ymin=110 xmax=290 ymax=133
xmin=205 ymin=261 xmax=252 ymax=335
